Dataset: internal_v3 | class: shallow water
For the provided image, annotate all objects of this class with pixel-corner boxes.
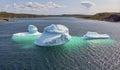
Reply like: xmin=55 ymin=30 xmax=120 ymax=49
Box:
xmin=0 ymin=17 xmax=120 ymax=70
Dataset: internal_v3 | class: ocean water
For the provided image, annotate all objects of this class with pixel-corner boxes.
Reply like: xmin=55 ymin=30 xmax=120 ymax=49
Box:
xmin=0 ymin=17 xmax=120 ymax=70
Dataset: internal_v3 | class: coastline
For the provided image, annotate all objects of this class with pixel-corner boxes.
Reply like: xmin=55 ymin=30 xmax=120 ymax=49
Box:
xmin=0 ymin=18 xmax=8 ymax=22
xmin=0 ymin=12 xmax=120 ymax=22
xmin=76 ymin=12 xmax=120 ymax=22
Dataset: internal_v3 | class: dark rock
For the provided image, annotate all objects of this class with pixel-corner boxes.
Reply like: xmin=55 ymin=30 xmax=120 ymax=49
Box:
xmin=107 ymin=14 xmax=120 ymax=22
xmin=3 ymin=18 xmax=9 ymax=21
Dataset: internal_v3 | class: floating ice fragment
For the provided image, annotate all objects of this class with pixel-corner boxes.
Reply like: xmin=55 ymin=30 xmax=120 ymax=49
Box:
xmin=12 ymin=25 xmax=41 ymax=43
xmin=34 ymin=24 xmax=71 ymax=46
xmin=13 ymin=25 xmax=41 ymax=36
xmin=83 ymin=31 xmax=110 ymax=39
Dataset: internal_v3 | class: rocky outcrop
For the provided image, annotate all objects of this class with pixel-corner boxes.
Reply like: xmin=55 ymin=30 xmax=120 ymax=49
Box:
xmin=107 ymin=15 xmax=120 ymax=22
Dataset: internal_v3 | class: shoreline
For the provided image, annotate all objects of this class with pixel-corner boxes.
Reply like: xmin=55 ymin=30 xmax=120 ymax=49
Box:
xmin=0 ymin=12 xmax=120 ymax=22
xmin=76 ymin=13 xmax=120 ymax=22
xmin=0 ymin=18 xmax=9 ymax=22
xmin=0 ymin=20 xmax=7 ymax=22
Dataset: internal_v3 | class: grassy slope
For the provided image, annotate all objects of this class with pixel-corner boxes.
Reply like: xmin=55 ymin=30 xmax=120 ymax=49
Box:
xmin=0 ymin=12 xmax=47 ymax=19
xmin=77 ymin=12 xmax=120 ymax=21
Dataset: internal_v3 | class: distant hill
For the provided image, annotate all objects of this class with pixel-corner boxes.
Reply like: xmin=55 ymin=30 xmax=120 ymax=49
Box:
xmin=0 ymin=12 xmax=91 ymax=21
xmin=0 ymin=12 xmax=49 ymax=21
xmin=0 ymin=12 xmax=91 ymax=18
xmin=0 ymin=12 xmax=47 ymax=18
xmin=0 ymin=12 xmax=120 ymax=22
xmin=77 ymin=12 xmax=120 ymax=22
xmin=60 ymin=14 xmax=91 ymax=17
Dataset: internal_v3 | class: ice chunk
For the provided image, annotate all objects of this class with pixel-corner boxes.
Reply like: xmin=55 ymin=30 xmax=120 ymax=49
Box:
xmin=83 ymin=31 xmax=110 ymax=39
xmin=34 ymin=24 xmax=71 ymax=46
xmin=28 ymin=25 xmax=39 ymax=34
xmin=13 ymin=25 xmax=41 ymax=36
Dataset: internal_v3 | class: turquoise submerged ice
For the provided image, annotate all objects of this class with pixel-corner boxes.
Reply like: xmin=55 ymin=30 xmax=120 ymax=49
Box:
xmin=83 ymin=31 xmax=110 ymax=39
xmin=13 ymin=25 xmax=41 ymax=36
xmin=34 ymin=24 xmax=71 ymax=46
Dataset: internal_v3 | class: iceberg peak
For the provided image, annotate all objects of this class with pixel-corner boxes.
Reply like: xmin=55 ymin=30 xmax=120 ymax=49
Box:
xmin=28 ymin=25 xmax=39 ymax=34
xmin=35 ymin=24 xmax=71 ymax=46
xmin=13 ymin=25 xmax=41 ymax=36
xmin=44 ymin=24 xmax=69 ymax=34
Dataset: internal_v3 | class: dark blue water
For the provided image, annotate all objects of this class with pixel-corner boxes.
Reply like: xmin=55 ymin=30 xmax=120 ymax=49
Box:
xmin=0 ymin=17 xmax=120 ymax=70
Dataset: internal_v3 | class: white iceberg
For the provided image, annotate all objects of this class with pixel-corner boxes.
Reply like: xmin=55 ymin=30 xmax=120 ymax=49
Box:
xmin=34 ymin=24 xmax=71 ymax=46
xmin=13 ymin=25 xmax=41 ymax=36
xmin=83 ymin=31 xmax=110 ymax=39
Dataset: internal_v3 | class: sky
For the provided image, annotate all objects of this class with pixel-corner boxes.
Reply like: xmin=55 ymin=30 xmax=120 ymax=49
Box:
xmin=0 ymin=0 xmax=120 ymax=15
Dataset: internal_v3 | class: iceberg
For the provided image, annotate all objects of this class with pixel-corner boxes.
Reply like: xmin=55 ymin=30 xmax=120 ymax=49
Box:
xmin=83 ymin=31 xmax=110 ymax=39
xmin=34 ymin=24 xmax=71 ymax=46
xmin=12 ymin=25 xmax=41 ymax=43
xmin=13 ymin=25 xmax=41 ymax=36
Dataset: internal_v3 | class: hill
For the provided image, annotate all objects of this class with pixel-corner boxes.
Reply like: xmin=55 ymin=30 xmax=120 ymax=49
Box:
xmin=0 ymin=12 xmax=47 ymax=18
xmin=77 ymin=12 xmax=120 ymax=22
xmin=0 ymin=12 xmax=120 ymax=22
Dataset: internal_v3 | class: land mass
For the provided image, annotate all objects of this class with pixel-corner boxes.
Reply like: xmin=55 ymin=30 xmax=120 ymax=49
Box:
xmin=0 ymin=12 xmax=48 ymax=21
xmin=0 ymin=12 xmax=120 ymax=22
xmin=76 ymin=12 xmax=120 ymax=22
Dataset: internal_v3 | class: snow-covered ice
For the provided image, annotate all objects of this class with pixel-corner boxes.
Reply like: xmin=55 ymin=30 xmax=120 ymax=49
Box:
xmin=34 ymin=24 xmax=71 ymax=46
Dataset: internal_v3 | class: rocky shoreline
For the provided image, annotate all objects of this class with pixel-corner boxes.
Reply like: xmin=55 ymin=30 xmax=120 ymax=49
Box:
xmin=77 ymin=12 xmax=120 ymax=22
xmin=0 ymin=18 xmax=9 ymax=22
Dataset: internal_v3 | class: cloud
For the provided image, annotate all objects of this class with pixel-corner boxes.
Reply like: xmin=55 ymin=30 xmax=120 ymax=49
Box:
xmin=3 ymin=2 xmax=63 ymax=11
xmin=80 ymin=1 xmax=96 ymax=8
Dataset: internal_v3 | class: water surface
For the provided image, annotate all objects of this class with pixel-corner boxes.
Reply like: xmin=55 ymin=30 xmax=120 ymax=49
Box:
xmin=0 ymin=17 xmax=120 ymax=70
